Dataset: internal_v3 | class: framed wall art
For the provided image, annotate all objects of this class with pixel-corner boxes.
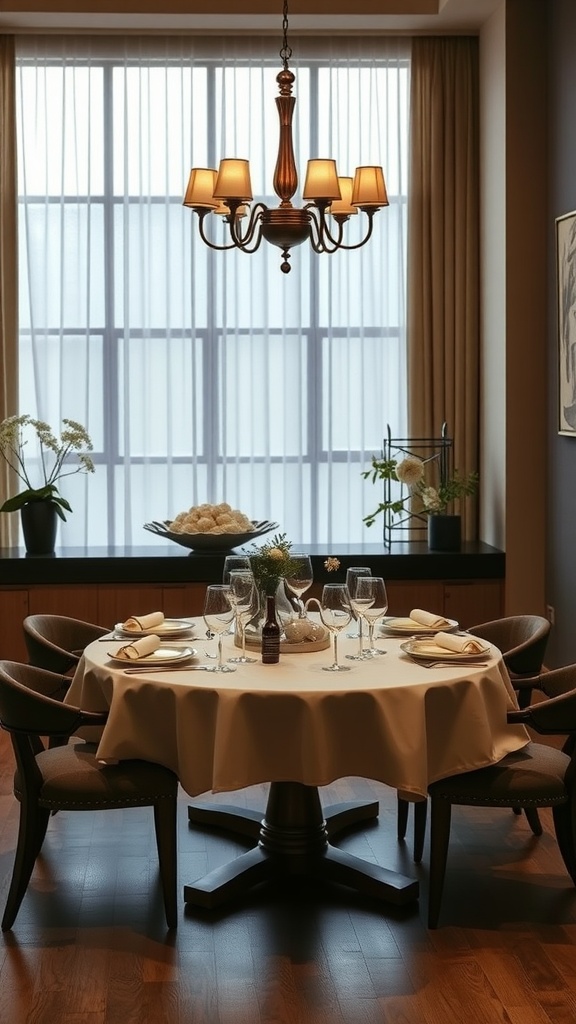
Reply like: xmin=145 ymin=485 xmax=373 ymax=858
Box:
xmin=557 ymin=209 xmax=576 ymax=435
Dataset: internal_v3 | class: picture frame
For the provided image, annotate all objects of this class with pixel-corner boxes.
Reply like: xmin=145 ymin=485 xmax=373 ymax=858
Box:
xmin=557 ymin=210 xmax=576 ymax=435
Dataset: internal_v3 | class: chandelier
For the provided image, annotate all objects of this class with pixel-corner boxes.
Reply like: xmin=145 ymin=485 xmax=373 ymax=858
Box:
xmin=183 ymin=1 xmax=389 ymax=274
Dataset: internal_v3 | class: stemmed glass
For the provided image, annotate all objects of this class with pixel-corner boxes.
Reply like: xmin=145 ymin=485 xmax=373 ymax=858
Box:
xmin=203 ymin=584 xmax=236 ymax=673
xmin=222 ymin=556 xmax=251 ymax=634
xmin=228 ymin=570 xmax=258 ymax=664
xmin=354 ymin=576 xmax=388 ymax=658
xmin=307 ymin=583 xmax=352 ymax=672
xmin=284 ymin=553 xmax=313 ymax=618
xmin=222 ymin=555 xmax=251 ymax=584
xmin=345 ymin=566 xmax=372 ymax=649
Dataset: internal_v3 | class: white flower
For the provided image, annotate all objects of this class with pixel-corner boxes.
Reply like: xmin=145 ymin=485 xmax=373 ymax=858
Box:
xmin=395 ymin=456 xmax=424 ymax=487
xmin=421 ymin=486 xmax=443 ymax=512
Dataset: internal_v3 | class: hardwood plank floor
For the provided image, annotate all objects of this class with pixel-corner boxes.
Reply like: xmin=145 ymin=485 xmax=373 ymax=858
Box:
xmin=0 ymin=729 xmax=575 ymax=1023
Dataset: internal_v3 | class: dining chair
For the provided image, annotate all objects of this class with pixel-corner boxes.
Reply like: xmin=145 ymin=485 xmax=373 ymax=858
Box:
xmin=427 ymin=661 xmax=576 ymax=928
xmin=397 ymin=613 xmax=552 ymax=862
xmin=0 ymin=660 xmax=178 ymax=931
xmin=23 ymin=613 xmax=110 ymax=675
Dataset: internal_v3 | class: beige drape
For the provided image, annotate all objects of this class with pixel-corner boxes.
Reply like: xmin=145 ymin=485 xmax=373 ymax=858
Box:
xmin=407 ymin=37 xmax=479 ymax=539
xmin=0 ymin=36 xmax=18 ymax=547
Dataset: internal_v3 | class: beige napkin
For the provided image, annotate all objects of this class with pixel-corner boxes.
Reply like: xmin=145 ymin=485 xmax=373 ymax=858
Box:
xmin=433 ymin=631 xmax=489 ymax=654
xmin=122 ymin=611 xmax=164 ymax=631
xmin=113 ymin=635 xmax=162 ymax=660
xmin=410 ymin=608 xmax=451 ymax=629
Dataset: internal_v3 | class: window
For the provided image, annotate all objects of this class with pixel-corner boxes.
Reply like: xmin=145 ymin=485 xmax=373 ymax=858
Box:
xmin=16 ymin=36 xmax=409 ymax=547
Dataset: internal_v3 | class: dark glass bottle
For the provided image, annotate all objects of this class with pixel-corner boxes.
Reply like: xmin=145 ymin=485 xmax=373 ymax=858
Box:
xmin=261 ymin=594 xmax=281 ymax=664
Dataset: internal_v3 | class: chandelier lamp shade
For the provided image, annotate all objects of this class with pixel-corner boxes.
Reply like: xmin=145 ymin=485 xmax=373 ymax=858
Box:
xmin=183 ymin=1 xmax=389 ymax=274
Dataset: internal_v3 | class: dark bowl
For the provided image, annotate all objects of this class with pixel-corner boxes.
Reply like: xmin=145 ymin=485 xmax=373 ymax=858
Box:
xmin=143 ymin=519 xmax=278 ymax=552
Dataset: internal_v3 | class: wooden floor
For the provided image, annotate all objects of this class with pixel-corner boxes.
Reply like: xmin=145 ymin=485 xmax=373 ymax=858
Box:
xmin=1 ymin=728 xmax=576 ymax=1024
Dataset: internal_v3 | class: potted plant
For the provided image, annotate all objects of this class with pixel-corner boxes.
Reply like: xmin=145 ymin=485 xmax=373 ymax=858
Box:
xmin=362 ymin=454 xmax=478 ymax=550
xmin=0 ymin=415 xmax=95 ymax=554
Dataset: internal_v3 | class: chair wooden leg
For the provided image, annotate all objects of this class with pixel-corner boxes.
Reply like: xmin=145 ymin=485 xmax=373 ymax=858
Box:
xmin=153 ymin=797 xmax=178 ymax=929
xmin=552 ymin=802 xmax=576 ymax=886
xmin=397 ymin=794 xmax=409 ymax=840
xmin=413 ymin=799 xmax=428 ymax=864
xmin=427 ymin=797 xmax=452 ymax=929
xmin=2 ymin=801 xmax=49 ymax=931
xmin=524 ymin=807 xmax=543 ymax=836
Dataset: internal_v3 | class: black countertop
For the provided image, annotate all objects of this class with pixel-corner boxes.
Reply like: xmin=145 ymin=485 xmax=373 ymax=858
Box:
xmin=0 ymin=541 xmax=505 ymax=586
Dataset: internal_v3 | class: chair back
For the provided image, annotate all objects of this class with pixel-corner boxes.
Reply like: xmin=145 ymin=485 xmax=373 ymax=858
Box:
xmin=0 ymin=661 xmax=107 ymax=740
xmin=23 ymin=614 xmax=108 ymax=674
xmin=509 ymin=662 xmax=576 ymax=733
xmin=467 ymin=614 xmax=550 ymax=676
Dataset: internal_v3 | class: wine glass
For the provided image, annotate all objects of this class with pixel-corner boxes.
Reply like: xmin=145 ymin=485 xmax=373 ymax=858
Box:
xmin=222 ymin=556 xmax=251 ymax=633
xmin=284 ymin=553 xmax=313 ymax=618
xmin=203 ymin=585 xmax=236 ymax=672
xmin=228 ymin=570 xmax=258 ymax=664
xmin=222 ymin=555 xmax=251 ymax=584
xmin=354 ymin=576 xmax=388 ymax=658
xmin=308 ymin=583 xmax=352 ymax=672
xmin=345 ymin=566 xmax=372 ymax=647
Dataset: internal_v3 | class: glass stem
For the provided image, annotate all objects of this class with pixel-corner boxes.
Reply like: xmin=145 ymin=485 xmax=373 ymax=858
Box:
xmin=241 ymin=624 xmax=247 ymax=659
xmin=368 ymin=622 xmax=375 ymax=652
xmin=217 ymin=634 xmax=224 ymax=670
xmin=333 ymin=632 xmax=339 ymax=668
xmin=357 ymin=617 xmax=364 ymax=657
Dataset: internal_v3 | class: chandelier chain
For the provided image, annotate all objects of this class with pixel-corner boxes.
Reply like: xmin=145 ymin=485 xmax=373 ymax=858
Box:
xmin=280 ymin=0 xmax=292 ymax=71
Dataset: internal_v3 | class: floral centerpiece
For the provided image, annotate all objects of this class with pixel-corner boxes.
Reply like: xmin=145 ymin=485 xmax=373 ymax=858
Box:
xmin=362 ymin=454 xmax=478 ymax=529
xmin=0 ymin=415 xmax=95 ymax=521
xmin=249 ymin=532 xmax=301 ymax=596
xmin=247 ymin=534 xmax=334 ymax=648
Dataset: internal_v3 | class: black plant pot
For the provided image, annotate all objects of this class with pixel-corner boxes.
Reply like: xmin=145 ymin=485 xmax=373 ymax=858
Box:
xmin=20 ymin=501 xmax=59 ymax=555
xmin=427 ymin=514 xmax=461 ymax=552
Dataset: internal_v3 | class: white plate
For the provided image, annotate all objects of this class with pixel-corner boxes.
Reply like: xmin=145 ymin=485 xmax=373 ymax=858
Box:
xmin=115 ymin=619 xmax=194 ymax=638
xmin=108 ymin=645 xmax=197 ymax=666
xmin=380 ymin=616 xmax=459 ymax=636
xmin=400 ymin=639 xmax=490 ymax=661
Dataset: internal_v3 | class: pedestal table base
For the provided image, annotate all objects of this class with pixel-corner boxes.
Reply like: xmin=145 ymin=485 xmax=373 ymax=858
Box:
xmin=184 ymin=781 xmax=419 ymax=910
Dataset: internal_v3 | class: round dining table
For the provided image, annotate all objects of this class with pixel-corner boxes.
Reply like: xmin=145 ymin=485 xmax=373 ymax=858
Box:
xmin=67 ymin=623 xmax=530 ymax=911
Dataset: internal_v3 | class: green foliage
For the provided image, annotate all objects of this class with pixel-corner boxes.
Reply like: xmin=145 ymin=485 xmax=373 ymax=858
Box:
xmin=362 ymin=455 xmax=478 ymax=529
xmin=249 ymin=532 xmax=302 ymax=596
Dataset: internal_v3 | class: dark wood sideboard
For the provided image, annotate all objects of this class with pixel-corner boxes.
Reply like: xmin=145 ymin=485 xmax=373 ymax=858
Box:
xmin=0 ymin=541 xmax=505 ymax=663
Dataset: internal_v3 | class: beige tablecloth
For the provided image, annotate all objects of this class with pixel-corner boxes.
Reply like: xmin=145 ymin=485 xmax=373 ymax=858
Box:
xmin=67 ymin=627 xmax=530 ymax=799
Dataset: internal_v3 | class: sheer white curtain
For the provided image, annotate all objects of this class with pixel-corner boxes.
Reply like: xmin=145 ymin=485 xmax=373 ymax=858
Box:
xmin=15 ymin=34 xmax=409 ymax=548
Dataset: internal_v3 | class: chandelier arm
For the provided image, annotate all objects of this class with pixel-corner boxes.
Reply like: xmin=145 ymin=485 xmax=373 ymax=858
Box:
xmin=306 ymin=206 xmax=344 ymax=254
xmin=332 ymin=210 xmax=378 ymax=251
xmin=228 ymin=203 xmax=267 ymax=250
xmin=312 ymin=207 xmax=378 ymax=252
xmin=196 ymin=211 xmax=243 ymax=251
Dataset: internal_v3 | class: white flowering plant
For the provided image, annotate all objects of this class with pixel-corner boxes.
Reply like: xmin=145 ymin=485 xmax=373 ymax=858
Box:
xmin=362 ymin=454 xmax=478 ymax=529
xmin=0 ymin=415 xmax=95 ymax=520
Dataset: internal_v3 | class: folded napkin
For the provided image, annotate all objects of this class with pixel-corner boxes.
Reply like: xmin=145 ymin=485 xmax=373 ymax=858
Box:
xmin=410 ymin=608 xmax=451 ymax=629
xmin=113 ymin=635 xmax=161 ymax=660
xmin=433 ymin=631 xmax=489 ymax=655
xmin=122 ymin=611 xmax=164 ymax=631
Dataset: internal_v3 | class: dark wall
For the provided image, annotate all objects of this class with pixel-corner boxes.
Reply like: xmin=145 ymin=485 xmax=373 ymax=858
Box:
xmin=547 ymin=0 xmax=576 ymax=667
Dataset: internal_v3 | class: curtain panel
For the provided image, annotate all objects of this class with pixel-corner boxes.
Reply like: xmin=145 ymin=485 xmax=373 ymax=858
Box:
xmin=14 ymin=34 xmax=410 ymax=549
xmin=407 ymin=36 xmax=480 ymax=539
xmin=0 ymin=36 xmax=18 ymax=547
